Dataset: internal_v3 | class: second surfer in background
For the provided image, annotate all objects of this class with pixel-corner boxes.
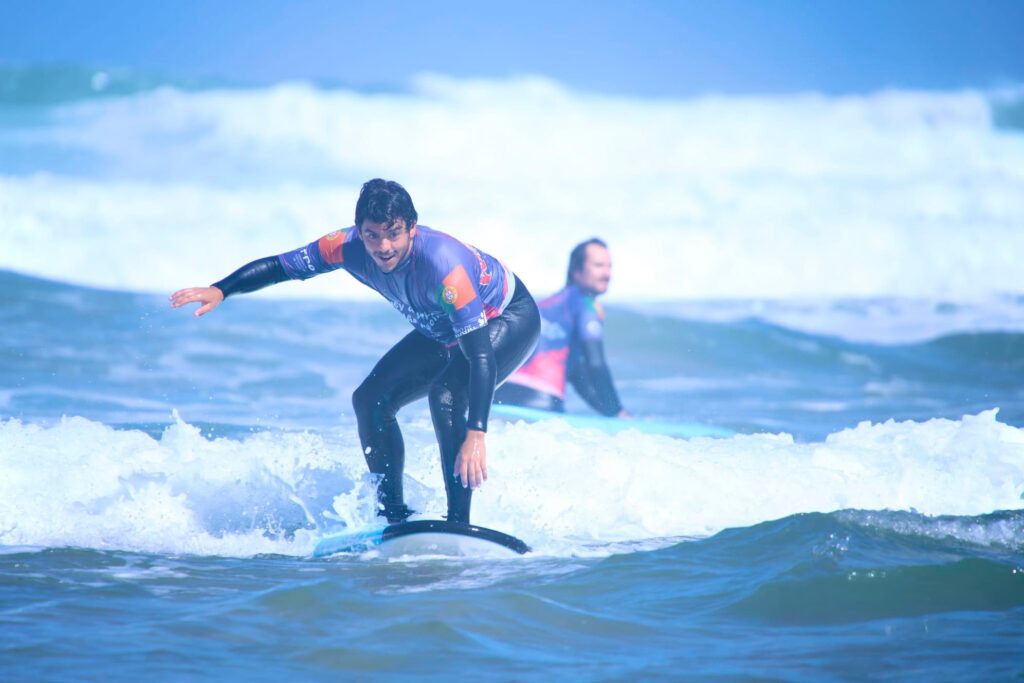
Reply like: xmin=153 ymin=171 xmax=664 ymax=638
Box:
xmin=495 ymin=238 xmax=628 ymax=417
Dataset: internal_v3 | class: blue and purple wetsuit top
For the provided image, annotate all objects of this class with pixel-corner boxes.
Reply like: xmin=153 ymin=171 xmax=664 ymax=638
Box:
xmin=503 ymin=284 xmax=623 ymax=415
xmin=278 ymin=225 xmax=514 ymax=346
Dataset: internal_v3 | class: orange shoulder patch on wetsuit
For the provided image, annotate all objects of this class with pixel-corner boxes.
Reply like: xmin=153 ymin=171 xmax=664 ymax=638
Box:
xmin=318 ymin=229 xmax=350 ymax=265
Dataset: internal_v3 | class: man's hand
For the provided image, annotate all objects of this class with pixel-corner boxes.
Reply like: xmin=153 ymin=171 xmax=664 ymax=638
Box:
xmin=169 ymin=286 xmax=225 ymax=317
xmin=454 ymin=429 xmax=488 ymax=488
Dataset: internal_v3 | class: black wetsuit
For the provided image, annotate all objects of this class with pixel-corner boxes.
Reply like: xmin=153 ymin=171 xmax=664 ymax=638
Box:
xmin=352 ymin=277 xmax=538 ymax=523
xmin=213 ymin=226 xmax=540 ymax=524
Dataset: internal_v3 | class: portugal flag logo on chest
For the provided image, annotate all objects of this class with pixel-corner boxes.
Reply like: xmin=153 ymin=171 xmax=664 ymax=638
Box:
xmin=437 ymin=264 xmax=477 ymax=314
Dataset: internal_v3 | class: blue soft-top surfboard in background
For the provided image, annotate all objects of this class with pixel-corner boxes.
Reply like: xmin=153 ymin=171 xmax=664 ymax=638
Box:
xmin=314 ymin=519 xmax=531 ymax=558
xmin=490 ymin=403 xmax=735 ymax=438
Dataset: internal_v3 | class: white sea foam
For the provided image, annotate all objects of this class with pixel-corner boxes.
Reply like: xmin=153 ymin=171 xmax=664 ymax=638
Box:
xmin=1 ymin=409 xmax=1021 ymax=558
xmin=840 ymin=508 xmax=1024 ymax=553
xmin=2 ymin=78 xmax=1023 ymax=308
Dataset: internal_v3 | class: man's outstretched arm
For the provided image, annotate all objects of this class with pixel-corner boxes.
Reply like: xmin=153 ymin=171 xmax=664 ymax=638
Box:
xmin=170 ymin=256 xmax=288 ymax=316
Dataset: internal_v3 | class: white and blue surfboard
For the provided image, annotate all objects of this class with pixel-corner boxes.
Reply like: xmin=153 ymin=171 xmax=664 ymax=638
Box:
xmin=490 ymin=403 xmax=734 ymax=438
xmin=314 ymin=519 xmax=531 ymax=558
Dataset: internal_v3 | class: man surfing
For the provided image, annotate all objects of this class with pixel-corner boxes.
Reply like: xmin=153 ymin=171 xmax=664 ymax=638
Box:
xmin=171 ymin=179 xmax=540 ymax=525
xmin=494 ymin=238 xmax=627 ymax=417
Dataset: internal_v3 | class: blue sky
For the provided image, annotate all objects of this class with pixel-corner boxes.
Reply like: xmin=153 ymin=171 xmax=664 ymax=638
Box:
xmin=2 ymin=0 xmax=1023 ymax=97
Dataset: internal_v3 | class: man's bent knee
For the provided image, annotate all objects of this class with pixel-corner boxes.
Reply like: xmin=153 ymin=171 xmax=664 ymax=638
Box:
xmin=353 ymin=379 xmax=392 ymax=423
xmin=428 ymin=381 xmax=457 ymax=414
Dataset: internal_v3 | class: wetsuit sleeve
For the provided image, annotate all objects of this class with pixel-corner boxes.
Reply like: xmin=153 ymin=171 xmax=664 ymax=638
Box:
xmin=568 ymin=337 xmax=624 ymax=417
xmin=457 ymin=325 xmax=497 ymax=432
xmin=278 ymin=228 xmax=356 ymax=280
xmin=211 ymin=256 xmax=288 ymax=298
xmin=567 ymin=294 xmax=623 ymax=416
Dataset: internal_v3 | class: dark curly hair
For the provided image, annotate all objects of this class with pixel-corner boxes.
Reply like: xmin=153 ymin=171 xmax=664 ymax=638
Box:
xmin=354 ymin=179 xmax=418 ymax=229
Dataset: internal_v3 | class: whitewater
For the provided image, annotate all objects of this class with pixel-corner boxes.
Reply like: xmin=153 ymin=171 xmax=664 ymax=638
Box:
xmin=3 ymin=73 xmax=1024 ymax=305
xmin=2 ymin=408 xmax=1023 ymax=558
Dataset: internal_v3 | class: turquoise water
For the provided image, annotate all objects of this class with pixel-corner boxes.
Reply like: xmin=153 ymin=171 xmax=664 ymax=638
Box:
xmin=3 ymin=66 xmax=1024 ymax=679
xmin=4 ymin=511 xmax=1022 ymax=680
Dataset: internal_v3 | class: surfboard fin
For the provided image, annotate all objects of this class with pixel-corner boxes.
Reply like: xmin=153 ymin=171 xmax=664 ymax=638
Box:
xmin=377 ymin=503 xmax=415 ymax=524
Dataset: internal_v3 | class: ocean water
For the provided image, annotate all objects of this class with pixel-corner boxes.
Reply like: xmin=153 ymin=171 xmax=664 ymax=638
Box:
xmin=2 ymin=65 xmax=1024 ymax=679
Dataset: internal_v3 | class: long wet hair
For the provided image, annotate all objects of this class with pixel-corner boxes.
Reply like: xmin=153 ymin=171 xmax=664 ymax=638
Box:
xmin=566 ymin=238 xmax=608 ymax=287
xmin=354 ymin=179 xmax=418 ymax=229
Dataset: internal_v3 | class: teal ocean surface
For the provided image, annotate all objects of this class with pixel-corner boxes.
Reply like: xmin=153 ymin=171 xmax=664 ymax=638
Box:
xmin=2 ymin=65 xmax=1024 ymax=679
xmin=3 ymin=270 xmax=1024 ymax=679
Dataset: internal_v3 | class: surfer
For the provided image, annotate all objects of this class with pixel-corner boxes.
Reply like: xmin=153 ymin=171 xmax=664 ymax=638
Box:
xmin=494 ymin=238 xmax=627 ymax=417
xmin=170 ymin=179 xmax=540 ymax=525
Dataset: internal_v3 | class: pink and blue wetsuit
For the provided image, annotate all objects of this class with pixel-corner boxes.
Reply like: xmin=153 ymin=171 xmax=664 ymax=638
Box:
xmin=495 ymin=284 xmax=624 ymax=416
